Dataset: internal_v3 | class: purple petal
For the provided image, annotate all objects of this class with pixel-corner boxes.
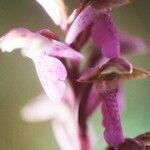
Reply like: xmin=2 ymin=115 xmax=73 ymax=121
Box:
xmin=66 ymin=5 xmax=97 ymax=44
xmin=33 ymin=55 xmax=67 ymax=101
xmin=46 ymin=39 xmax=83 ymax=61
xmin=97 ymin=82 xmax=124 ymax=147
xmin=91 ymin=12 xmax=120 ymax=58
xmin=77 ymin=67 xmax=100 ymax=83
xmin=35 ymin=0 xmax=67 ymax=30
xmin=120 ymin=33 xmax=150 ymax=55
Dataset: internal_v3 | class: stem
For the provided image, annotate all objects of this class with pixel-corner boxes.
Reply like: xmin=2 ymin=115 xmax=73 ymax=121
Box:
xmin=78 ymin=83 xmax=93 ymax=150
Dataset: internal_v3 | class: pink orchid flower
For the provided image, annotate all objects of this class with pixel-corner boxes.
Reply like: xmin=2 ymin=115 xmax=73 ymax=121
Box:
xmin=21 ymin=82 xmax=96 ymax=150
xmin=21 ymin=85 xmax=81 ymax=150
xmin=78 ymin=57 xmax=149 ymax=147
xmin=66 ymin=5 xmax=120 ymax=58
xmin=0 ymin=28 xmax=83 ymax=101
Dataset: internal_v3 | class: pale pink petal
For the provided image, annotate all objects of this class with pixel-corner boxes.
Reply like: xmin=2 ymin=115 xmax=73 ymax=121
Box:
xmin=62 ymin=83 xmax=76 ymax=108
xmin=66 ymin=5 xmax=97 ymax=44
xmin=33 ymin=55 xmax=67 ymax=101
xmin=21 ymin=95 xmax=55 ymax=122
xmin=88 ymin=126 xmax=97 ymax=150
xmin=67 ymin=9 xmax=77 ymax=25
xmin=52 ymin=119 xmax=80 ymax=150
xmin=46 ymin=39 xmax=83 ymax=61
xmin=21 ymin=94 xmax=77 ymax=123
xmin=0 ymin=28 xmax=31 ymax=52
xmin=92 ymin=12 xmax=120 ymax=58
xmin=35 ymin=0 xmax=67 ymax=29
xmin=0 ymin=28 xmax=52 ymax=58
xmin=0 ymin=28 xmax=82 ymax=61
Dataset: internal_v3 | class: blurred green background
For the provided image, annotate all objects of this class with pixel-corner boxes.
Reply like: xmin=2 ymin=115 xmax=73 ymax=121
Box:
xmin=0 ymin=0 xmax=150 ymax=149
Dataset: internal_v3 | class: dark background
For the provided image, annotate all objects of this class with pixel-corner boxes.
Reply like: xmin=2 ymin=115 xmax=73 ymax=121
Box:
xmin=0 ymin=0 xmax=150 ymax=149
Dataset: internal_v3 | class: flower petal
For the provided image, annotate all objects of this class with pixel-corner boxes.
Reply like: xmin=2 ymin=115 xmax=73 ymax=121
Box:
xmin=21 ymin=95 xmax=55 ymax=122
xmin=97 ymin=82 xmax=125 ymax=147
xmin=35 ymin=0 xmax=67 ymax=30
xmin=100 ymin=57 xmax=132 ymax=75
xmin=0 ymin=28 xmax=82 ymax=61
xmin=33 ymin=55 xmax=67 ymax=101
xmin=0 ymin=28 xmax=52 ymax=58
xmin=0 ymin=28 xmax=31 ymax=52
xmin=85 ymin=85 xmax=125 ymax=117
xmin=120 ymin=33 xmax=150 ymax=55
xmin=77 ymin=67 xmax=100 ymax=83
xmin=52 ymin=119 xmax=80 ymax=150
xmin=21 ymin=92 xmax=76 ymax=123
xmin=66 ymin=5 xmax=97 ymax=44
xmin=92 ymin=12 xmax=120 ymax=58
xmin=118 ymin=138 xmax=145 ymax=150
xmin=136 ymin=132 xmax=150 ymax=147
xmin=62 ymin=83 xmax=76 ymax=108
xmin=46 ymin=39 xmax=83 ymax=61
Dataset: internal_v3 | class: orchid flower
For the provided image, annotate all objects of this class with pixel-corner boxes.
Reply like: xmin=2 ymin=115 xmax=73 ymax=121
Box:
xmin=0 ymin=28 xmax=83 ymax=101
xmin=21 ymin=82 xmax=96 ymax=150
xmin=78 ymin=57 xmax=150 ymax=147
xmin=21 ymin=86 xmax=81 ymax=150
xmin=66 ymin=5 xmax=120 ymax=58
xmin=66 ymin=1 xmax=150 ymax=57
